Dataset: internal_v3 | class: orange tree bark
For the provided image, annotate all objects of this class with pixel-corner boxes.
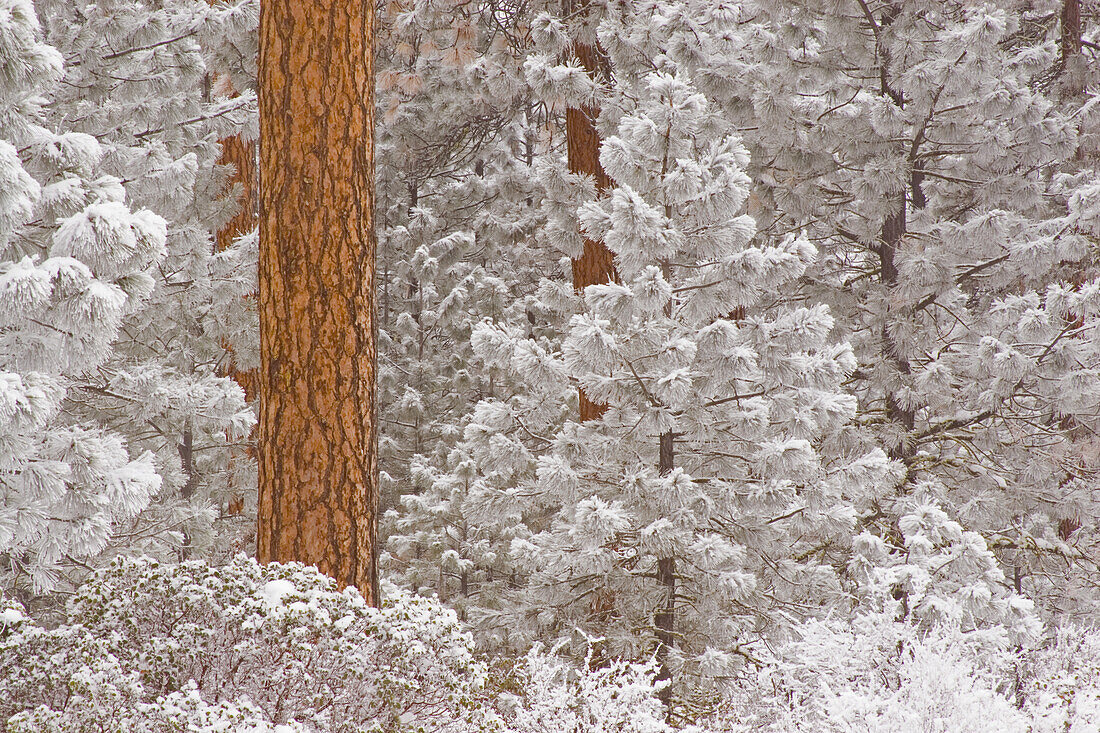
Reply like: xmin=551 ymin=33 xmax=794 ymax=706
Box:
xmin=214 ymin=86 xmax=258 ymax=518
xmin=206 ymin=0 xmax=259 ymax=400
xmin=215 ymin=77 xmax=260 ymax=401
xmin=256 ymin=0 xmax=378 ymax=602
xmin=567 ymin=39 xmax=616 ymax=421
xmin=215 ymin=136 xmax=258 ymax=259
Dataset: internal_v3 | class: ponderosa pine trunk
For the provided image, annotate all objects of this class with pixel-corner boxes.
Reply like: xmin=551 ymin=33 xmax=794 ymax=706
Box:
xmin=1062 ymin=0 xmax=1082 ymax=65
xmin=567 ymin=35 xmax=617 ymax=421
xmin=862 ymin=1 xmax=917 ymax=462
xmin=213 ymin=75 xmax=258 ymax=519
xmin=1060 ymin=0 xmax=1086 ymax=101
xmin=655 ymin=430 xmax=676 ymax=715
xmin=256 ymin=0 xmax=378 ymax=602
xmin=216 ymin=75 xmax=260 ymax=402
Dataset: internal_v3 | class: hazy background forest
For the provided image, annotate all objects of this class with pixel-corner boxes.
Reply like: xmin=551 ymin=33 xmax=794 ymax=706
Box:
xmin=2 ymin=0 xmax=1100 ymax=730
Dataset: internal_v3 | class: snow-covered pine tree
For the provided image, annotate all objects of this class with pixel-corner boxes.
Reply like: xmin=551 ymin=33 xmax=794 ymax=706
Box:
xmin=453 ymin=13 xmax=903 ymax=705
xmin=33 ymin=0 xmax=259 ymax=568
xmin=383 ymin=0 xmax=1063 ymax=679
xmin=0 ymin=0 xmax=260 ymax=596
xmin=0 ymin=0 xmax=167 ymax=594
xmin=377 ymin=0 xmax=561 ymax=616
xmin=381 ymin=0 xmax=648 ymax=624
xmin=704 ymin=0 xmax=1100 ymax=620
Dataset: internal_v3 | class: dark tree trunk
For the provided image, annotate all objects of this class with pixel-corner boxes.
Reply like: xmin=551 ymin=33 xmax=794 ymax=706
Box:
xmin=869 ymin=3 xmax=919 ymax=461
xmin=566 ymin=30 xmax=617 ymax=421
xmin=1062 ymin=0 xmax=1082 ymax=64
xmin=655 ymin=430 xmax=676 ymax=714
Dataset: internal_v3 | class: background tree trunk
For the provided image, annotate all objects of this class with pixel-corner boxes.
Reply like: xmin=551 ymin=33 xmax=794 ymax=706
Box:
xmin=215 ymin=75 xmax=260 ymax=402
xmin=655 ymin=431 xmax=676 ymax=715
xmin=1060 ymin=0 xmax=1087 ymax=102
xmin=215 ymin=82 xmax=258 ymax=518
xmin=1062 ymin=0 xmax=1082 ymax=64
xmin=567 ymin=39 xmax=616 ymax=421
xmin=256 ymin=0 xmax=378 ymax=602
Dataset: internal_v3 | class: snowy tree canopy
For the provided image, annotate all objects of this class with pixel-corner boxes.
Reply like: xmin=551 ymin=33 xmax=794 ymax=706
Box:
xmin=2 ymin=0 xmax=1100 ymax=728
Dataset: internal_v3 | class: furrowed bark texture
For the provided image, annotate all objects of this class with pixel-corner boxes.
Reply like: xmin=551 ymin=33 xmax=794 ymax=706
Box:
xmin=257 ymin=0 xmax=378 ymax=603
xmin=567 ymin=39 xmax=616 ymax=421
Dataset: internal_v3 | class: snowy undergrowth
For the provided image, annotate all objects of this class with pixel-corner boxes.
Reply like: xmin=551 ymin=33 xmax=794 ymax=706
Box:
xmin=703 ymin=613 xmax=1100 ymax=733
xmin=0 ymin=556 xmax=671 ymax=733
xmin=3 ymin=556 xmax=1099 ymax=732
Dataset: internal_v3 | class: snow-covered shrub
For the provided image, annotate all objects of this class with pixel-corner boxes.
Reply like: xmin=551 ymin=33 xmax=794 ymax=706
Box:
xmin=0 ymin=555 xmax=685 ymax=732
xmin=0 ymin=556 xmax=487 ymax=732
xmin=1023 ymin=624 xmax=1100 ymax=733
xmin=498 ymin=644 xmax=670 ymax=733
xmin=7 ymin=679 xmax=304 ymax=733
xmin=815 ymin=633 xmax=1027 ymax=733
xmin=848 ymin=499 xmax=1041 ymax=643
xmin=0 ymin=555 xmax=695 ymax=732
xmin=714 ymin=612 xmax=1030 ymax=732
